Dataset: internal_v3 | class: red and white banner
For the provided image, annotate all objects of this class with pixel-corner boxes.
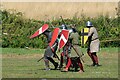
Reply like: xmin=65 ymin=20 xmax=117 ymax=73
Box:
xmin=30 ymin=24 xmax=49 ymax=39
xmin=58 ymin=30 xmax=69 ymax=49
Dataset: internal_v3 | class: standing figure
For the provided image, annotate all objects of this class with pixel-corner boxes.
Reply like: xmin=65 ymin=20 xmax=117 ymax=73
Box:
xmin=86 ymin=21 xmax=100 ymax=66
xmin=43 ymin=30 xmax=58 ymax=70
xmin=62 ymin=25 xmax=84 ymax=73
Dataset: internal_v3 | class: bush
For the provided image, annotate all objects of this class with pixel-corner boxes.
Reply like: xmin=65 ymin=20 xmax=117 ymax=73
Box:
xmin=1 ymin=10 xmax=47 ymax=48
xmin=1 ymin=9 xmax=120 ymax=48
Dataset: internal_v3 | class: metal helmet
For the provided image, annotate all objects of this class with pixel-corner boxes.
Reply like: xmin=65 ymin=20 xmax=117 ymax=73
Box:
xmin=69 ymin=29 xmax=73 ymax=34
xmin=61 ymin=24 xmax=67 ymax=30
xmin=86 ymin=21 xmax=93 ymax=27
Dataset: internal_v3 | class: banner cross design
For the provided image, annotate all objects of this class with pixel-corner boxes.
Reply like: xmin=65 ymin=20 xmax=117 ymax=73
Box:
xmin=81 ymin=28 xmax=89 ymax=47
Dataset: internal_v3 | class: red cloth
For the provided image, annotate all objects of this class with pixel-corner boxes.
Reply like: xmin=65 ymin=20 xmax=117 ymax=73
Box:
xmin=78 ymin=63 xmax=84 ymax=71
xmin=65 ymin=57 xmax=84 ymax=71
xmin=66 ymin=58 xmax=72 ymax=69
xmin=92 ymin=54 xmax=99 ymax=64
xmin=88 ymin=51 xmax=95 ymax=63
xmin=88 ymin=51 xmax=99 ymax=64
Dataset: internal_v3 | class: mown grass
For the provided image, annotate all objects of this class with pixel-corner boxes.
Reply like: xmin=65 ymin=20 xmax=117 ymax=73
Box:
xmin=2 ymin=47 xmax=118 ymax=78
xmin=2 ymin=48 xmax=44 ymax=55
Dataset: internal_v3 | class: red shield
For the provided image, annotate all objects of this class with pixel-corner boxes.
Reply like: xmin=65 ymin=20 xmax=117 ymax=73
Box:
xmin=49 ymin=28 xmax=60 ymax=47
xmin=58 ymin=30 xmax=69 ymax=49
xmin=30 ymin=24 xmax=49 ymax=39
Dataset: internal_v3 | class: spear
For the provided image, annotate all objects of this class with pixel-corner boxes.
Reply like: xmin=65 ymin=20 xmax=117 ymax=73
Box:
xmin=71 ymin=44 xmax=85 ymax=63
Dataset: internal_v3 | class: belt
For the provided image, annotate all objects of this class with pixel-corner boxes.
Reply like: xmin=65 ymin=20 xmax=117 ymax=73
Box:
xmin=91 ymin=38 xmax=98 ymax=41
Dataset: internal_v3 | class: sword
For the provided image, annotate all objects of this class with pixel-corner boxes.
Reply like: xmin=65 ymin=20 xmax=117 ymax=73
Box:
xmin=37 ymin=56 xmax=44 ymax=62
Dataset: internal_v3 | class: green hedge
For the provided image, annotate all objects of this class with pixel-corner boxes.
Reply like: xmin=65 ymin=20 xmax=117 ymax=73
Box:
xmin=1 ymin=10 xmax=120 ymax=48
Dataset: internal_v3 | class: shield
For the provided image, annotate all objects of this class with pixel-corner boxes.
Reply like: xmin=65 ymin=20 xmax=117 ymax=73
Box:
xmin=49 ymin=28 xmax=60 ymax=47
xmin=30 ymin=24 xmax=49 ymax=39
xmin=58 ymin=30 xmax=69 ymax=49
xmin=81 ymin=28 xmax=89 ymax=47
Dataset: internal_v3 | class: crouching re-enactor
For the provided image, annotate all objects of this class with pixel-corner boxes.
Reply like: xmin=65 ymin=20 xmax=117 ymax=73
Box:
xmin=43 ymin=30 xmax=58 ymax=70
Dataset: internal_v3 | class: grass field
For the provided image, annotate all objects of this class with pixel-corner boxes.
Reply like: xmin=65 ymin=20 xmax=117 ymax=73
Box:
xmin=2 ymin=47 xmax=118 ymax=78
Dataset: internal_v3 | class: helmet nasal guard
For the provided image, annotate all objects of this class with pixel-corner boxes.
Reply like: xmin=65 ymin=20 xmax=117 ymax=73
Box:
xmin=86 ymin=21 xmax=93 ymax=27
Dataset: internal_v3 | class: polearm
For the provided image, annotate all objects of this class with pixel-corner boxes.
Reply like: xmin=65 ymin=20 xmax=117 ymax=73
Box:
xmin=60 ymin=16 xmax=74 ymax=27
xmin=60 ymin=16 xmax=66 ymax=25
xmin=71 ymin=44 xmax=85 ymax=63
xmin=60 ymin=16 xmax=68 ymax=28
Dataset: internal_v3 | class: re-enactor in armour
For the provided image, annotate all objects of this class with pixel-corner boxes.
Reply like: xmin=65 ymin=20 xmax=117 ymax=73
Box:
xmin=86 ymin=21 xmax=101 ymax=66
xmin=43 ymin=30 xmax=58 ymax=70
